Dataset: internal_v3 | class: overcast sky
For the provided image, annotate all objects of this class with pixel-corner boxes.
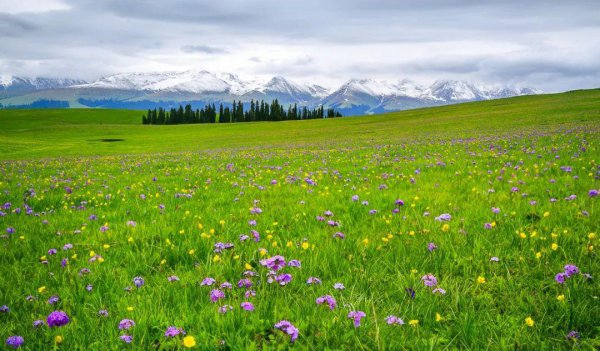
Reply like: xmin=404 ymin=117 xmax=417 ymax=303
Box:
xmin=0 ymin=0 xmax=598 ymax=91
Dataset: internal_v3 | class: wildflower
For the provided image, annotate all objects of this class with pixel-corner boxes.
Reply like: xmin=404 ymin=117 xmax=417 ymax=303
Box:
xmin=555 ymin=272 xmax=567 ymax=284
xmin=99 ymin=309 xmax=109 ymax=317
xmin=490 ymin=256 xmax=500 ymax=262
xmin=47 ymin=311 xmax=70 ymax=327
xmin=33 ymin=320 xmax=45 ymax=328
xmin=385 ymin=315 xmax=404 ymax=325
xmin=348 ymin=311 xmax=366 ymax=327
xmin=477 ymin=276 xmax=486 ymax=284
xmin=432 ymin=288 xmax=446 ymax=295
xmin=408 ymin=319 xmax=419 ymax=326
xmin=316 ymin=295 xmax=337 ymax=310
xmin=165 ymin=326 xmax=186 ymax=338
xmin=421 ymin=274 xmax=438 ymax=287
xmin=288 ymin=259 xmax=301 ymax=267
xmin=6 ymin=336 xmax=24 ymax=349
xmin=334 ymin=283 xmax=345 ymax=290
xmin=274 ymin=320 xmax=299 ymax=342
xmin=116 ymin=319 xmax=135 ymax=331
xmin=0 ymin=305 xmax=9 ymax=313
xmin=524 ymin=317 xmax=534 ymax=327
xmin=200 ymin=277 xmax=216 ymax=286
xmin=120 ymin=335 xmax=133 ymax=343
xmin=133 ymin=276 xmax=145 ymax=288
xmin=435 ymin=213 xmax=451 ymax=221
xmin=241 ymin=302 xmax=254 ymax=311
xmin=436 ymin=313 xmax=444 ymax=322
xmin=167 ymin=275 xmax=180 ymax=282
xmin=237 ymin=279 xmax=253 ymax=288
xmin=427 ymin=242 xmax=437 ymax=252
xmin=557 ymin=294 xmax=565 ymax=302
xmin=210 ymin=289 xmax=225 ymax=303
xmin=275 ymin=273 xmax=292 ymax=286
xmin=564 ymin=264 xmax=579 ymax=277
xmin=306 ymin=277 xmax=322 ymax=285
xmin=55 ymin=336 xmax=63 ymax=344
xmin=218 ymin=305 xmax=233 ymax=314
xmin=48 ymin=295 xmax=60 ymax=305
xmin=183 ymin=335 xmax=197 ymax=348
xmin=333 ymin=232 xmax=345 ymax=239
xmin=260 ymin=255 xmax=286 ymax=271
xmin=566 ymin=331 xmax=580 ymax=340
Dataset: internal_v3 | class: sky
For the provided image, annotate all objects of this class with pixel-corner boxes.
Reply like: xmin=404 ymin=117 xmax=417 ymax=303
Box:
xmin=0 ymin=0 xmax=598 ymax=91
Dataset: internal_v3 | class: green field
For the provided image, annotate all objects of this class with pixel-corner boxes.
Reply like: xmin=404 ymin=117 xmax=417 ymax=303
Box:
xmin=1 ymin=89 xmax=599 ymax=160
xmin=0 ymin=90 xmax=599 ymax=350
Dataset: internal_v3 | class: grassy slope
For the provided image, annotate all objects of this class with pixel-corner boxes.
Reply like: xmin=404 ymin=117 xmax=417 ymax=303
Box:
xmin=0 ymin=89 xmax=598 ymax=160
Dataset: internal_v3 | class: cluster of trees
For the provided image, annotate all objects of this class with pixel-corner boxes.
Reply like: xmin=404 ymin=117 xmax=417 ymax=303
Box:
xmin=142 ymin=99 xmax=342 ymax=125
xmin=142 ymin=104 xmax=217 ymax=125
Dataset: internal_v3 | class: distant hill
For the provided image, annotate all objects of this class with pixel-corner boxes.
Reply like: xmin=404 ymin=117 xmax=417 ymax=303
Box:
xmin=0 ymin=71 xmax=541 ymax=114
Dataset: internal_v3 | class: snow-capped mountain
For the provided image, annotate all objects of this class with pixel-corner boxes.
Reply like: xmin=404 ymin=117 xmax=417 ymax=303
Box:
xmin=0 ymin=76 xmax=87 ymax=93
xmin=0 ymin=71 xmax=541 ymax=114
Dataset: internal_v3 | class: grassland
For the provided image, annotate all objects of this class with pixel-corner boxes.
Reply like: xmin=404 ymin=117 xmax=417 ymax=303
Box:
xmin=0 ymin=90 xmax=599 ymax=350
xmin=0 ymin=89 xmax=599 ymax=160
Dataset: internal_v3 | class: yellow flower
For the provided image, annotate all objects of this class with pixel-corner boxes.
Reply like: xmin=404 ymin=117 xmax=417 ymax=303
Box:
xmin=557 ymin=294 xmax=565 ymax=302
xmin=55 ymin=335 xmax=63 ymax=344
xmin=408 ymin=319 xmax=419 ymax=326
xmin=128 ymin=237 xmax=134 ymax=243
xmin=38 ymin=286 xmax=46 ymax=293
xmin=302 ymin=242 xmax=310 ymax=250
xmin=442 ymin=224 xmax=450 ymax=232
xmin=551 ymin=243 xmax=558 ymax=251
xmin=127 ymin=306 xmax=134 ymax=311
xmin=213 ymin=255 xmax=221 ymax=263
xmin=519 ymin=232 xmax=527 ymax=239
xmin=179 ymin=229 xmax=185 ymax=234
xmin=160 ymin=259 xmax=167 ymax=265
xmin=245 ymin=263 xmax=253 ymax=270
xmin=286 ymin=241 xmax=293 ymax=248
xmin=188 ymin=249 xmax=195 ymax=255
xmin=589 ymin=232 xmax=596 ymax=240
xmin=183 ymin=335 xmax=197 ymax=348
xmin=259 ymin=248 xmax=267 ymax=256
xmin=535 ymin=252 xmax=542 ymax=259
xmin=219 ymin=220 xmax=225 ymax=225
xmin=525 ymin=317 xmax=534 ymax=327
xmin=103 ymin=244 xmax=110 ymax=250
xmin=410 ymin=269 xmax=418 ymax=274
xmin=435 ymin=313 xmax=444 ymax=322
xmin=543 ymin=212 xmax=550 ymax=217
xmin=477 ymin=276 xmax=486 ymax=284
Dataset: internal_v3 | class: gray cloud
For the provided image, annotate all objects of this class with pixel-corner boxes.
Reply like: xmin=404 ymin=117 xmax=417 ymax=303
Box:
xmin=0 ymin=0 xmax=598 ymax=91
xmin=181 ymin=45 xmax=228 ymax=54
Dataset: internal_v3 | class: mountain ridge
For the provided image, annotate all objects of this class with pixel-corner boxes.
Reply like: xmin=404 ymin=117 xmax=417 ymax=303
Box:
xmin=0 ymin=71 xmax=542 ymax=115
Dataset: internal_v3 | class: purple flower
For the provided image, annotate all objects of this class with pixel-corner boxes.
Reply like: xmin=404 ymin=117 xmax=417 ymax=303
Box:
xmin=47 ymin=248 xmax=57 ymax=255
xmin=98 ymin=310 xmax=109 ymax=317
xmin=118 ymin=319 xmax=135 ymax=330
xmin=484 ymin=223 xmax=493 ymax=229
xmin=348 ymin=311 xmax=366 ymax=327
xmin=432 ymin=288 xmax=447 ymax=295
xmin=589 ymin=189 xmax=599 ymax=197
xmin=395 ymin=199 xmax=405 ymax=207
xmin=5 ymin=336 xmax=24 ymax=349
xmin=210 ymin=289 xmax=225 ymax=303
xmin=218 ymin=305 xmax=233 ymax=314
xmin=167 ymin=275 xmax=179 ymax=282
xmin=352 ymin=195 xmax=359 ymax=201
xmin=86 ymin=284 xmax=93 ymax=292
xmin=48 ymin=295 xmax=60 ymax=305
xmin=237 ymin=279 xmax=253 ymax=288
xmin=327 ymin=220 xmax=339 ymax=227
xmin=334 ymin=283 xmax=345 ymax=290
xmin=120 ymin=335 xmax=133 ymax=343
xmin=421 ymin=274 xmax=438 ymax=287
xmin=491 ymin=207 xmax=500 ymax=214
xmin=6 ymin=227 xmax=15 ymax=234
xmin=241 ymin=302 xmax=254 ymax=311
xmin=490 ymin=256 xmax=500 ymax=262
xmin=201 ymin=277 xmax=216 ymax=286
xmin=333 ymin=232 xmax=345 ymax=239
xmin=33 ymin=320 xmax=45 ymax=328
xmin=248 ymin=219 xmax=257 ymax=226
xmin=62 ymin=243 xmax=73 ymax=250
xmin=0 ymin=305 xmax=9 ymax=313
xmin=306 ymin=277 xmax=322 ymax=285
xmin=165 ymin=326 xmax=185 ymax=338
xmin=275 ymin=273 xmax=293 ymax=286
xmin=245 ymin=290 xmax=256 ymax=299
xmin=251 ymin=230 xmax=260 ymax=242
xmin=274 ymin=320 xmax=299 ymax=342
xmin=316 ymin=295 xmax=337 ymax=310
xmin=427 ymin=242 xmax=437 ymax=252
xmin=385 ymin=315 xmax=405 ymax=325
xmin=435 ymin=213 xmax=451 ymax=221
xmin=564 ymin=264 xmax=579 ymax=277
xmin=555 ymin=272 xmax=567 ymax=284
xmin=133 ymin=276 xmax=145 ymax=288
xmin=566 ymin=330 xmax=580 ymax=340
xmin=47 ymin=311 xmax=70 ymax=327
xmin=260 ymin=255 xmax=286 ymax=271
xmin=288 ymin=259 xmax=301 ymax=267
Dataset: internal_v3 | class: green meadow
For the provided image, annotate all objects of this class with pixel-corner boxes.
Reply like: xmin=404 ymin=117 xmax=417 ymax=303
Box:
xmin=0 ymin=90 xmax=599 ymax=350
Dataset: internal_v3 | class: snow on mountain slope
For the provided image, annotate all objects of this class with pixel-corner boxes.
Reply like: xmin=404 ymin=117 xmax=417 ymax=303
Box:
xmin=0 ymin=77 xmax=87 ymax=91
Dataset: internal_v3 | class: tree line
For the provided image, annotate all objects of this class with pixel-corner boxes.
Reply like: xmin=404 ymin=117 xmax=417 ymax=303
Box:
xmin=142 ymin=99 xmax=342 ymax=125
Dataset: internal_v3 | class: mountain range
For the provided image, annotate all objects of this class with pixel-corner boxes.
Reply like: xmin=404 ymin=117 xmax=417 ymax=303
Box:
xmin=0 ymin=70 xmax=541 ymax=115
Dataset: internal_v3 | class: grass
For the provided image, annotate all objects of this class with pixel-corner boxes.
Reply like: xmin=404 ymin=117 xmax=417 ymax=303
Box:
xmin=0 ymin=90 xmax=599 ymax=350
xmin=0 ymin=89 xmax=598 ymax=160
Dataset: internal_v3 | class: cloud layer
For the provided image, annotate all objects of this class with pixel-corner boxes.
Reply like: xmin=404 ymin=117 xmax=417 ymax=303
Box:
xmin=0 ymin=0 xmax=598 ymax=91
